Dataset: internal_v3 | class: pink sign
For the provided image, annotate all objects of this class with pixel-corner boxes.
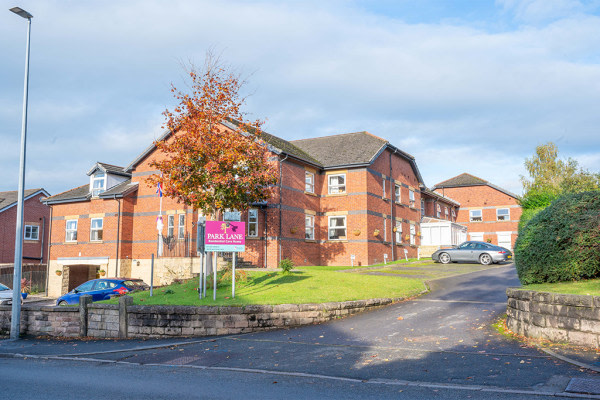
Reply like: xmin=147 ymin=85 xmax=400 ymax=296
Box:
xmin=205 ymin=221 xmax=246 ymax=252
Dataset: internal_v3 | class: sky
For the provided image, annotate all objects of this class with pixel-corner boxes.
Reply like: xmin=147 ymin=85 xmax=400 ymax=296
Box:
xmin=2 ymin=0 xmax=600 ymax=197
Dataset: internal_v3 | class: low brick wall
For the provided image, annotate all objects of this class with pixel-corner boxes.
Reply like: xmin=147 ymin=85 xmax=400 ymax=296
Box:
xmin=1 ymin=297 xmax=400 ymax=339
xmin=0 ymin=305 xmax=80 ymax=337
xmin=506 ymin=288 xmax=600 ymax=348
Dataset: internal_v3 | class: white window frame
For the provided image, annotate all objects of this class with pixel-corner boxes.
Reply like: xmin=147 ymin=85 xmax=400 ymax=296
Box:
xmin=90 ymin=218 xmax=103 ymax=242
xmin=328 ymin=174 xmax=346 ymax=195
xmin=445 ymin=207 xmax=449 ymax=219
xmin=395 ymin=221 xmax=402 ymax=243
xmin=91 ymin=172 xmax=106 ymax=197
xmin=248 ymin=209 xmax=258 ymax=237
xmin=328 ymin=216 xmax=347 ymax=240
xmin=420 ymin=199 xmax=425 ymax=215
xmin=383 ymin=217 xmax=387 ymax=242
xmin=409 ymin=190 xmax=415 ymax=207
xmin=470 ymin=209 xmax=483 ymax=222
xmin=382 ymin=177 xmax=386 ymax=199
xmin=24 ymin=225 xmax=39 ymax=240
xmin=395 ymin=184 xmax=401 ymax=203
xmin=410 ymin=224 xmax=416 ymax=245
xmin=66 ymin=219 xmax=78 ymax=242
xmin=436 ymin=203 xmax=441 ymax=218
xmin=178 ymin=214 xmax=185 ymax=239
xmin=497 ymin=208 xmax=510 ymax=221
xmin=167 ymin=215 xmax=175 ymax=237
xmin=305 ymin=171 xmax=314 ymax=193
xmin=451 ymin=209 xmax=456 ymax=219
xmin=305 ymin=215 xmax=315 ymax=240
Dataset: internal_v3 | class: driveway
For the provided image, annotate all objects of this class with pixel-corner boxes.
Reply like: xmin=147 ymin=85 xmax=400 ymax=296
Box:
xmin=1 ymin=263 xmax=599 ymax=398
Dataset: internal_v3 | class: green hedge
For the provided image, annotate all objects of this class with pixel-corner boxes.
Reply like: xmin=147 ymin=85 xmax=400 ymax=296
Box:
xmin=514 ymin=191 xmax=600 ymax=284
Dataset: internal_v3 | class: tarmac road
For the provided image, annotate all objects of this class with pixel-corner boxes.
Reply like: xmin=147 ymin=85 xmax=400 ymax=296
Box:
xmin=1 ymin=263 xmax=599 ymax=399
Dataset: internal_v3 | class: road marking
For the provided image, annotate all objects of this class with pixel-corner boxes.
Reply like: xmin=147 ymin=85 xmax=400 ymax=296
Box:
xmin=4 ymin=352 xmax=599 ymax=399
xmin=411 ymin=299 xmax=506 ymax=305
xmin=224 ymin=337 xmax=554 ymax=359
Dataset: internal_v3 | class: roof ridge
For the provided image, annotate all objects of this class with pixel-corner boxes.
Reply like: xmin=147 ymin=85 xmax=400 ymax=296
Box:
xmin=45 ymin=184 xmax=89 ymax=200
xmin=290 ymin=131 xmax=385 ymax=143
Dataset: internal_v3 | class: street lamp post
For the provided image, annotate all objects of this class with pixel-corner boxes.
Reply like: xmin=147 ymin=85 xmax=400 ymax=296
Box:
xmin=9 ymin=6 xmax=33 ymax=340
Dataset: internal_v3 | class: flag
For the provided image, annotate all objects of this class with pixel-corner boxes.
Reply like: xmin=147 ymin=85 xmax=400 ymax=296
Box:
xmin=156 ymin=182 xmax=163 ymax=197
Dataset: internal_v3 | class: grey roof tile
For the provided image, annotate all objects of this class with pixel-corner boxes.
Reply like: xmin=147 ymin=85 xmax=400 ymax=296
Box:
xmin=290 ymin=132 xmax=387 ymax=168
xmin=0 ymin=189 xmax=49 ymax=212
xmin=43 ymin=185 xmax=90 ymax=204
xmin=100 ymin=180 xmax=138 ymax=198
xmin=433 ymin=173 xmax=520 ymax=199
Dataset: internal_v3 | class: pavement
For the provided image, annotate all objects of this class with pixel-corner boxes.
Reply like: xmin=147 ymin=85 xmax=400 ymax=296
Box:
xmin=1 ymin=263 xmax=600 ymax=399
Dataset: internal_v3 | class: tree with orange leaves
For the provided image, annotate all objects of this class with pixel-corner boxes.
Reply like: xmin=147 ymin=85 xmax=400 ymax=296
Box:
xmin=149 ymin=57 xmax=278 ymax=217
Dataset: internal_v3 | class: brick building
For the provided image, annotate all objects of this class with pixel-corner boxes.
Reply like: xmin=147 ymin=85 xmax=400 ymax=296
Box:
xmin=43 ymin=124 xmax=426 ymax=297
xmin=0 ymin=189 xmax=50 ymax=264
xmin=432 ymin=173 xmax=522 ymax=249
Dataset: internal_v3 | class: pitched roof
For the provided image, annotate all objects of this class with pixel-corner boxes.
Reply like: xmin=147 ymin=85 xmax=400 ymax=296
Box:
xmin=290 ymin=132 xmax=388 ymax=168
xmin=420 ymin=187 xmax=460 ymax=206
xmin=43 ymin=185 xmax=90 ymax=204
xmin=434 ymin=173 xmax=488 ymax=188
xmin=0 ymin=188 xmax=50 ymax=213
xmin=433 ymin=173 xmax=520 ymax=199
xmin=87 ymin=162 xmax=131 ymax=177
xmin=99 ymin=180 xmax=138 ymax=198
xmin=125 ymin=121 xmax=323 ymax=172
xmin=43 ymin=180 xmax=138 ymax=205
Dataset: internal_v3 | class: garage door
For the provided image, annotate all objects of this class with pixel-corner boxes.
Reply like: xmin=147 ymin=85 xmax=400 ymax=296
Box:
xmin=67 ymin=265 xmax=97 ymax=291
xmin=469 ymin=232 xmax=484 ymax=242
xmin=497 ymin=232 xmax=512 ymax=249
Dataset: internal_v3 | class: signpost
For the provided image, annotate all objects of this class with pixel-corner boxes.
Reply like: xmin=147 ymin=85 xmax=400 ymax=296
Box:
xmin=403 ymin=248 xmax=409 ymax=261
xmin=196 ymin=217 xmax=206 ymax=299
xmin=205 ymin=221 xmax=245 ymax=299
xmin=350 ymin=254 xmax=355 ymax=268
xmin=383 ymin=253 xmax=388 ymax=265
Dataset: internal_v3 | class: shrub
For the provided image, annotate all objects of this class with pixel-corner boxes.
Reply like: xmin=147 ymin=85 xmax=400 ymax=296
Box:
xmin=279 ymin=258 xmax=294 ymax=274
xmin=514 ymin=191 xmax=600 ymax=284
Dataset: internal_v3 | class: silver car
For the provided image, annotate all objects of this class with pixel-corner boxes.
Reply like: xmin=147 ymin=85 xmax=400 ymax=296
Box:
xmin=432 ymin=241 xmax=513 ymax=265
xmin=0 ymin=282 xmax=22 ymax=305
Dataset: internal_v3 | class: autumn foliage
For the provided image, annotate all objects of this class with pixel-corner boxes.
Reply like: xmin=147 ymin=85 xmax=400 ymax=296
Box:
xmin=149 ymin=59 xmax=278 ymax=216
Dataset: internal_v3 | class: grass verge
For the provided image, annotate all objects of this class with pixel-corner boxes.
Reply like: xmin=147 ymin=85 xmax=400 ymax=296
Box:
xmin=522 ymin=278 xmax=600 ymax=296
xmin=105 ymin=267 xmax=426 ymax=306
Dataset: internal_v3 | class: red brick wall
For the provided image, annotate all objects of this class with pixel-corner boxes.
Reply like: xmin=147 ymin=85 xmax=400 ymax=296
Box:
xmin=434 ymin=185 xmax=522 ymax=248
xmin=48 ymin=135 xmax=425 ymax=270
xmin=0 ymin=192 xmax=50 ymax=264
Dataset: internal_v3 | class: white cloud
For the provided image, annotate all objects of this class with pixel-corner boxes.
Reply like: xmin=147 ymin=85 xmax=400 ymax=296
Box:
xmin=1 ymin=0 xmax=599 ymax=196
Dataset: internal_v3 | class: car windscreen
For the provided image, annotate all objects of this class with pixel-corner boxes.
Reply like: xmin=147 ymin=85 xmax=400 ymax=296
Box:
xmin=0 ymin=283 xmax=9 ymax=291
xmin=122 ymin=280 xmax=147 ymax=289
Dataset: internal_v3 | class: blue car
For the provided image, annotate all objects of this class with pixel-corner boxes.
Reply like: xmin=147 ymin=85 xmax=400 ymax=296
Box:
xmin=56 ymin=278 xmax=149 ymax=306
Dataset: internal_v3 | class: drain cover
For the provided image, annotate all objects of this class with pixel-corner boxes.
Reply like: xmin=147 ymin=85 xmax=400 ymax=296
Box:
xmin=566 ymin=378 xmax=600 ymax=395
xmin=165 ymin=356 xmax=201 ymax=365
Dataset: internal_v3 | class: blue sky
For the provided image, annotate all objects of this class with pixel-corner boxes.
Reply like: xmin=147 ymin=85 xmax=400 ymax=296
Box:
xmin=2 ymin=0 xmax=600 ymax=196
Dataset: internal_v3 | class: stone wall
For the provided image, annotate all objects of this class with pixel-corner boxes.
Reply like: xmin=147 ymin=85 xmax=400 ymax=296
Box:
xmin=87 ymin=304 xmax=119 ymax=338
xmin=0 ymin=305 xmax=79 ymax=337
xmin=1 ymin=297 xmax=400 ymax=339
xmin=506 ymin=288 xmax=600 ymax=348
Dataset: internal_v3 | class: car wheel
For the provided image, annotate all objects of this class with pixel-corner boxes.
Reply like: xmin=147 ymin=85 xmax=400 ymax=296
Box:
xmin=439 ymin=252 xmax=451 ymax=264
xmin=479 ymin=253 xmax=492 ymax=265
xmin=58 ymin=300 xmax=68 ymax=306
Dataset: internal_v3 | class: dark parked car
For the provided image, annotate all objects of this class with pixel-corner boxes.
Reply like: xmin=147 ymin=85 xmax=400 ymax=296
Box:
xmin=56 ymin=278 xmax=149 ymax=306
xmin=432 ymin=241 xmax=512 ymax=265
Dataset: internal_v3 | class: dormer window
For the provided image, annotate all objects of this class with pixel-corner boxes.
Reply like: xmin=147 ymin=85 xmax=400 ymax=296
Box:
xmin=92 ymin=172 xmax=106 ymax=196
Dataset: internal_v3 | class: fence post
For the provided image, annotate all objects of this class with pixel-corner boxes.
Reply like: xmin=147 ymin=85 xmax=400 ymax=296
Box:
xmin=79 ymin=295 xmax=92 ymax=337
xmin=118 ymin=295 xmax=133 ymax=339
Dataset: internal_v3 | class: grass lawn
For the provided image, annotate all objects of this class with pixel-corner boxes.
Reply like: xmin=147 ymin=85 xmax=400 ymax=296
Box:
xmin=523 ymin=278 xmax=600 ymax=296
xmin=105 ymin=266 xmax=426 ymax=306
xmin=367 ymin=262 xmax=505 ymax=280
